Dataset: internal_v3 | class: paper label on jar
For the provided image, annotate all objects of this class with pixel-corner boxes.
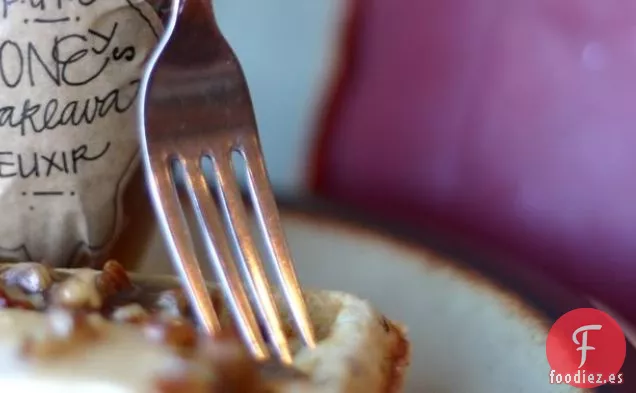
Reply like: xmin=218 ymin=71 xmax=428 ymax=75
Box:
xmin=0 ymin=0 xmax=163 ymax=267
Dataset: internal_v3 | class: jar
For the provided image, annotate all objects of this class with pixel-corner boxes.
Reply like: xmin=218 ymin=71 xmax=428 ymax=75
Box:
xmin=0 ymin=0 xmax=167 ymax=271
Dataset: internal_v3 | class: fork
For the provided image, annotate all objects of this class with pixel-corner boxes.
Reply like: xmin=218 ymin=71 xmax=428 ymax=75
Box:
xmin=137 ymin=0 xmax=316 ymax=364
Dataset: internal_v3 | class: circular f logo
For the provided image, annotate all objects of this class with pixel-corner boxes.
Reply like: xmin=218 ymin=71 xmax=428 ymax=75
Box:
xmin=572 ymin=324 xmax=602 ymax=368
xmin=546 ymin=308 xmax=626 ymax=388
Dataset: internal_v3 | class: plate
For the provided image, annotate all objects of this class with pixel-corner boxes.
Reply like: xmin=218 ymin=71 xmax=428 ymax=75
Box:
xmin=136 ymin=199 xmax=636 ymax=393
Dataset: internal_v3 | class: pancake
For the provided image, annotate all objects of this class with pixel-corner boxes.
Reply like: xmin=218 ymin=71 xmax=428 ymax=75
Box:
xmin=0 ymin=261 xmax=410 ymax=392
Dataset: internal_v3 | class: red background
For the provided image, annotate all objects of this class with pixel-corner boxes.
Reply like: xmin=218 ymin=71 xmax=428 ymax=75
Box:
xmin=312 ymin=0 xmax=636 ymax=323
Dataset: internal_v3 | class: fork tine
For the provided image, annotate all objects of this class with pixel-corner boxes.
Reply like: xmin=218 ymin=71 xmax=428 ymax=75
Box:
xmin=242 ymin=138 xmax=317 ymax=348
xmin=182 ymin=157 xmax=269 ymax=361
xmin=210 ymin=147 xmax=294 ymax=365
xmin=147 ymin=156 xmax=221 ymax=335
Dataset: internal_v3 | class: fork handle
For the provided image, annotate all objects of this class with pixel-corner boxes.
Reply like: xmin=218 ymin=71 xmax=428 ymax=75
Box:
xmin=163 ymin=0 xmax=228 ymax=65
xmin=181 ymin=0 xmax=215 ymax=23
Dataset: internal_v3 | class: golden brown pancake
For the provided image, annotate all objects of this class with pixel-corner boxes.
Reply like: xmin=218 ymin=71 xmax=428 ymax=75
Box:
xmin=0 ymin=261 xmax=410 ymax=392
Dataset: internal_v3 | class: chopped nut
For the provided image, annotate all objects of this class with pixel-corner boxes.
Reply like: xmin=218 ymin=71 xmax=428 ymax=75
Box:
xmin=95 ymin=260 xmax=132 ymax=298
xmin=50 ymin=275 xmax=102 ymax=310
xmin=0 ymin=263 xmax=53 ymax=294
xmin=21 ymin=309 xmax=102 ymax=359
xmin=155 ymin=289 xmax=189 ymax=317
xmin=111 ymin=303 xmax=149 ymax=324
xmin=143 ymin=317 xmax=198 ymax=351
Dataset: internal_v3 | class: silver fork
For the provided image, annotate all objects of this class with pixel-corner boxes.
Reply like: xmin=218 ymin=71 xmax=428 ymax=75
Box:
xmin=137 ymin=0 xmax=315 ymax=364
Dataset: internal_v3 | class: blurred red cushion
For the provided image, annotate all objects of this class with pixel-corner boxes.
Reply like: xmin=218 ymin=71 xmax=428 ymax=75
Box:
xmin=312 ymin=0 xmax=636 ymax=321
